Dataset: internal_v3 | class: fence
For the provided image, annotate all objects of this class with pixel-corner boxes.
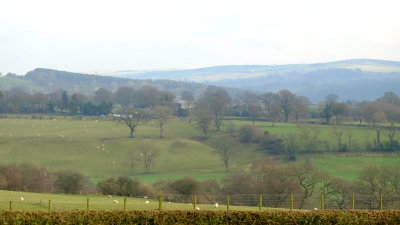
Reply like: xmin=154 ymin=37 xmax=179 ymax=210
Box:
xmin=2 ymin=192 xmax=400 ymax=211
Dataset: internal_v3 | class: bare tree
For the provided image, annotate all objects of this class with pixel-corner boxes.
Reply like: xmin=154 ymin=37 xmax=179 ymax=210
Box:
xmin=289 ymin=163 xmax=320 ymax=209
xmin=192 ymin=100 xmax=213 ymax=138
xmin=320 ymin=175 xmax=354 ymax=209
xmin=344 ymin=127 xmax=354 ymax=151
xmin=247 ymin=103 xmax=263 ymax=126
xmin=277 ymin=90 xmax=296 ymax=122
xmin=269 ymin=104 xmax=282 ymax=127
xmin=153 ymin=106 xmax=172 ymax=138
xmin=297 ymin=123 xmax=320 ymax=152
xmin=333 ymin=124 xmax=344 ymax=152
xmin=128 ymin=150 xmax=141 ymax=176
xmin=114 ymin=108 xmax=151 ymax=138
xmin=226 ymin=122 xmax=237 ymax=137
xmin=181 ymin=90 xmax=195 ymax=109
xmin=292 ymin=96 xmax=310 ymax=123
xmin=199 ymin=86 xmax=231 ymax=131
xmin=139 ymin=143 xmax=160 ymax=174
xmin=211 ymin=136 xmax=237 ymax=172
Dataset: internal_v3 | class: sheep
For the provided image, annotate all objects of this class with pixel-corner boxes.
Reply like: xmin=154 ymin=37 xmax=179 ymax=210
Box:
xmin=214 ymin=203 xmax=219 ymax=208
xmin=113 ymin=200 xmax=119 ymax=204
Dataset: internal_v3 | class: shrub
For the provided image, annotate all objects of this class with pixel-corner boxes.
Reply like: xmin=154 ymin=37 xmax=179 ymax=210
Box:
xmin=170 ymin=177 xmax=201 ymax=196
xmin=238 ymin=125 xmax=263 ymax=143
xmin=1 ymin=210 xmax=399 ymax=225
xmin=54 ymin=170 xmax=88 ymax=194
xmin=97 ymin=176 xmax=153 ymax=196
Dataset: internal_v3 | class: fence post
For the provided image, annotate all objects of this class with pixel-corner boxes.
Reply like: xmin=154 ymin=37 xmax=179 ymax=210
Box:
xmin=352 ymin=194 xmax=355 ymax=210
xmin=9 ymin=201 xmax=12 ymax=211
xmin=124 ymin=197 xmax=127 ymax=210
xmin=259 ymin=194 xmax=262 ymax=211
xmin=48 ymin=200 xmax=52 ymax=212
xmin=158 ymin=195 xmax=163 ymax=210
xmin=86 ymin=198 xmax=90 ymax=210
xmin=227 ymin=195 xmax=230 ymax=211
xmin=290 ymin=194 xmax=293 ymax=211
xmin=193 ymin=195 xmax=197 ymax=210
xmin=320 ymin=194 xmax=325 ymax=210
xmin=380 ymin=194 xmax=383 ymax=210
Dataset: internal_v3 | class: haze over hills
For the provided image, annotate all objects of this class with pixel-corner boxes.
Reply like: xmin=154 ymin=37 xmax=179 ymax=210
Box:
xmin=1 ymin=59 xmax=400 ymax=102
xmin=99 ymin=59 xmax=400 ymax=102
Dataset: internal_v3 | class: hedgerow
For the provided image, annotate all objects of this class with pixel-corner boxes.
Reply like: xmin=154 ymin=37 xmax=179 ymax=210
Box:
xmin=1 ymin=210 xmax=400 ymax=225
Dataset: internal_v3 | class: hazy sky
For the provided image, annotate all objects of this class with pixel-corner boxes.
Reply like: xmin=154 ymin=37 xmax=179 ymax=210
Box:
xmin=1 ymin=0 xmax=400 ymax=74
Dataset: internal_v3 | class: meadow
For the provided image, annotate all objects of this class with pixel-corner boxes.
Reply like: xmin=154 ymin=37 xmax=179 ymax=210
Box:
xmin=0 ymin=115 xmax=399 ymax=185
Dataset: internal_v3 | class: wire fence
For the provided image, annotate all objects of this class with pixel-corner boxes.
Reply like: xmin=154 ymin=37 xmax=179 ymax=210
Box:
xmin=2 ymin=192 xmax=400 ymax=211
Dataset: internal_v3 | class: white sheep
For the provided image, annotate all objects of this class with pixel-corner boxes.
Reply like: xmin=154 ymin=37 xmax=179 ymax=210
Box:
xmin=145 ymin=200 xmax=149 ymax=204
xmin=113 ymin=200 xmax=119 ymax=204
xmin=20 ymin=197 xmax=24 ymax=201
xmin=214 ymin=203 xmax=219 ymax=208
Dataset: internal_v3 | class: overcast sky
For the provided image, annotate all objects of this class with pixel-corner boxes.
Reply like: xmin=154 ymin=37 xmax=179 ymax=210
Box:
xmin=1 ymin=0 xmax=400 ymax=74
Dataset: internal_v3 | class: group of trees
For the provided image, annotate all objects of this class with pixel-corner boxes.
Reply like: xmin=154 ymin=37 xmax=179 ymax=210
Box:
xmin=0 ymin=88 xmax=112 ymax=116
xmin=95 ymin=159 xmax=400 ymax=210
xmin=0 ymin=163 xmax=90 ymax=194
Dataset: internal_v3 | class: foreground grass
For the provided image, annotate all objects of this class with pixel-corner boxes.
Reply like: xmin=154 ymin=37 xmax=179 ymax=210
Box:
xmin=0 ymin=190 xmax=260 ymax=211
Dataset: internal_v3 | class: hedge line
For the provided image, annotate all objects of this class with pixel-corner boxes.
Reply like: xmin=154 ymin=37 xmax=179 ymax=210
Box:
xmin=0 ymin=210 xmax=400 ymax=225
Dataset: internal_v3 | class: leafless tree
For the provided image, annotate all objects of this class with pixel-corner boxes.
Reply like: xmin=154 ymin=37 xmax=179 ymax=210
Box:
xmin=153 ymin=106 xmax=172 ymax=138
xmin=139 ymin=143 xmax=160 ymax=174
xmin=114 ymin=107 xmax=151 ymax=138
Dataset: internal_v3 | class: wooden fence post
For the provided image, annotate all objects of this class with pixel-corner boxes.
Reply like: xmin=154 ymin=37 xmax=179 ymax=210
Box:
xmin=352 ymin=194 xmax=355 ymax=210
xmin=193 ymin=195 xmax=197 ymax=210
xmin=259 ymin=194 xmax=262 ymax=211
xmin=380 ymin=194 xmax=383 ymax=210
xmin=227 ymin=195 xmax=230 ymax=211
xmin=158 ymin=195 xmax=163 ymax=210
xmin=124 ymin=197 xmax=127 ymax=210
xmin=290 ymin=194 xmax=293 ymax=211
xmin=9 ymin=201 xmax=12 ymax=211
xmin=48 ymin=200 xmax=52 ymax=212
xmin=86 ymin=198 xmax=90 ymax=210
xmin=320 ymin=194 xmax=325 ymax=210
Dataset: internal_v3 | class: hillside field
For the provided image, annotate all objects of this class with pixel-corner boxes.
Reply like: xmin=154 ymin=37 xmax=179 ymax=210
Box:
xmin=0 ymin=116 xmax=399 ymax=184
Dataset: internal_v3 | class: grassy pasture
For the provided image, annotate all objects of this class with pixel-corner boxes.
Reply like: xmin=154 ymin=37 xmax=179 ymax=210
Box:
xmin=0 ymin=117 xmax=263 ymax=183
xmin=0 ymin=116 xmax=399 ymax=184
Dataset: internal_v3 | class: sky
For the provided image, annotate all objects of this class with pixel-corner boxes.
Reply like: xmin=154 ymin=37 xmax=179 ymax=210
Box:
xmin=1 ymin=0 xmax=400 ymax=75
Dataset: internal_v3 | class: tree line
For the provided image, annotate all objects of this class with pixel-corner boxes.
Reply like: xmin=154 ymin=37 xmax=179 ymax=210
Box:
xmin=4 ymin=161 xmax=397 ymax=210
xmin=1 ymin=85 xmax=400 ymax=151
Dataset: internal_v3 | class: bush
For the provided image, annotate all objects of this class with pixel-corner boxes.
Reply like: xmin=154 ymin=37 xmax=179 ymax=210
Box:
xmin=54 ymin=170 xmax=89 ymax=194
xmin=1 ymin=210 xmax=400 ymax=225
xmin=260 ymin=133 xmax=284 ymax=154
xmin=238 ymin=125 xmax=263 ymax=143
xmin=97 ymin=176 xmax=153 ymax=196
xmin=170 ymin=177 xmax=201 ymax=196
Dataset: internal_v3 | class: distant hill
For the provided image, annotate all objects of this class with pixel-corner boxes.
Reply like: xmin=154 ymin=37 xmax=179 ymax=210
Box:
xmin=1 ymin=59 xmax=400 ymax=102
xmin=0 ymin=68 xmax=209 ymax=97
xmin=101 ymin=59 xmax=400 ymax=102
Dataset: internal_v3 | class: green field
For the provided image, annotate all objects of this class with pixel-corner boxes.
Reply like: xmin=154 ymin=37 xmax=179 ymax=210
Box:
xmin=0 ymin=117 xmax=399 ymax=184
